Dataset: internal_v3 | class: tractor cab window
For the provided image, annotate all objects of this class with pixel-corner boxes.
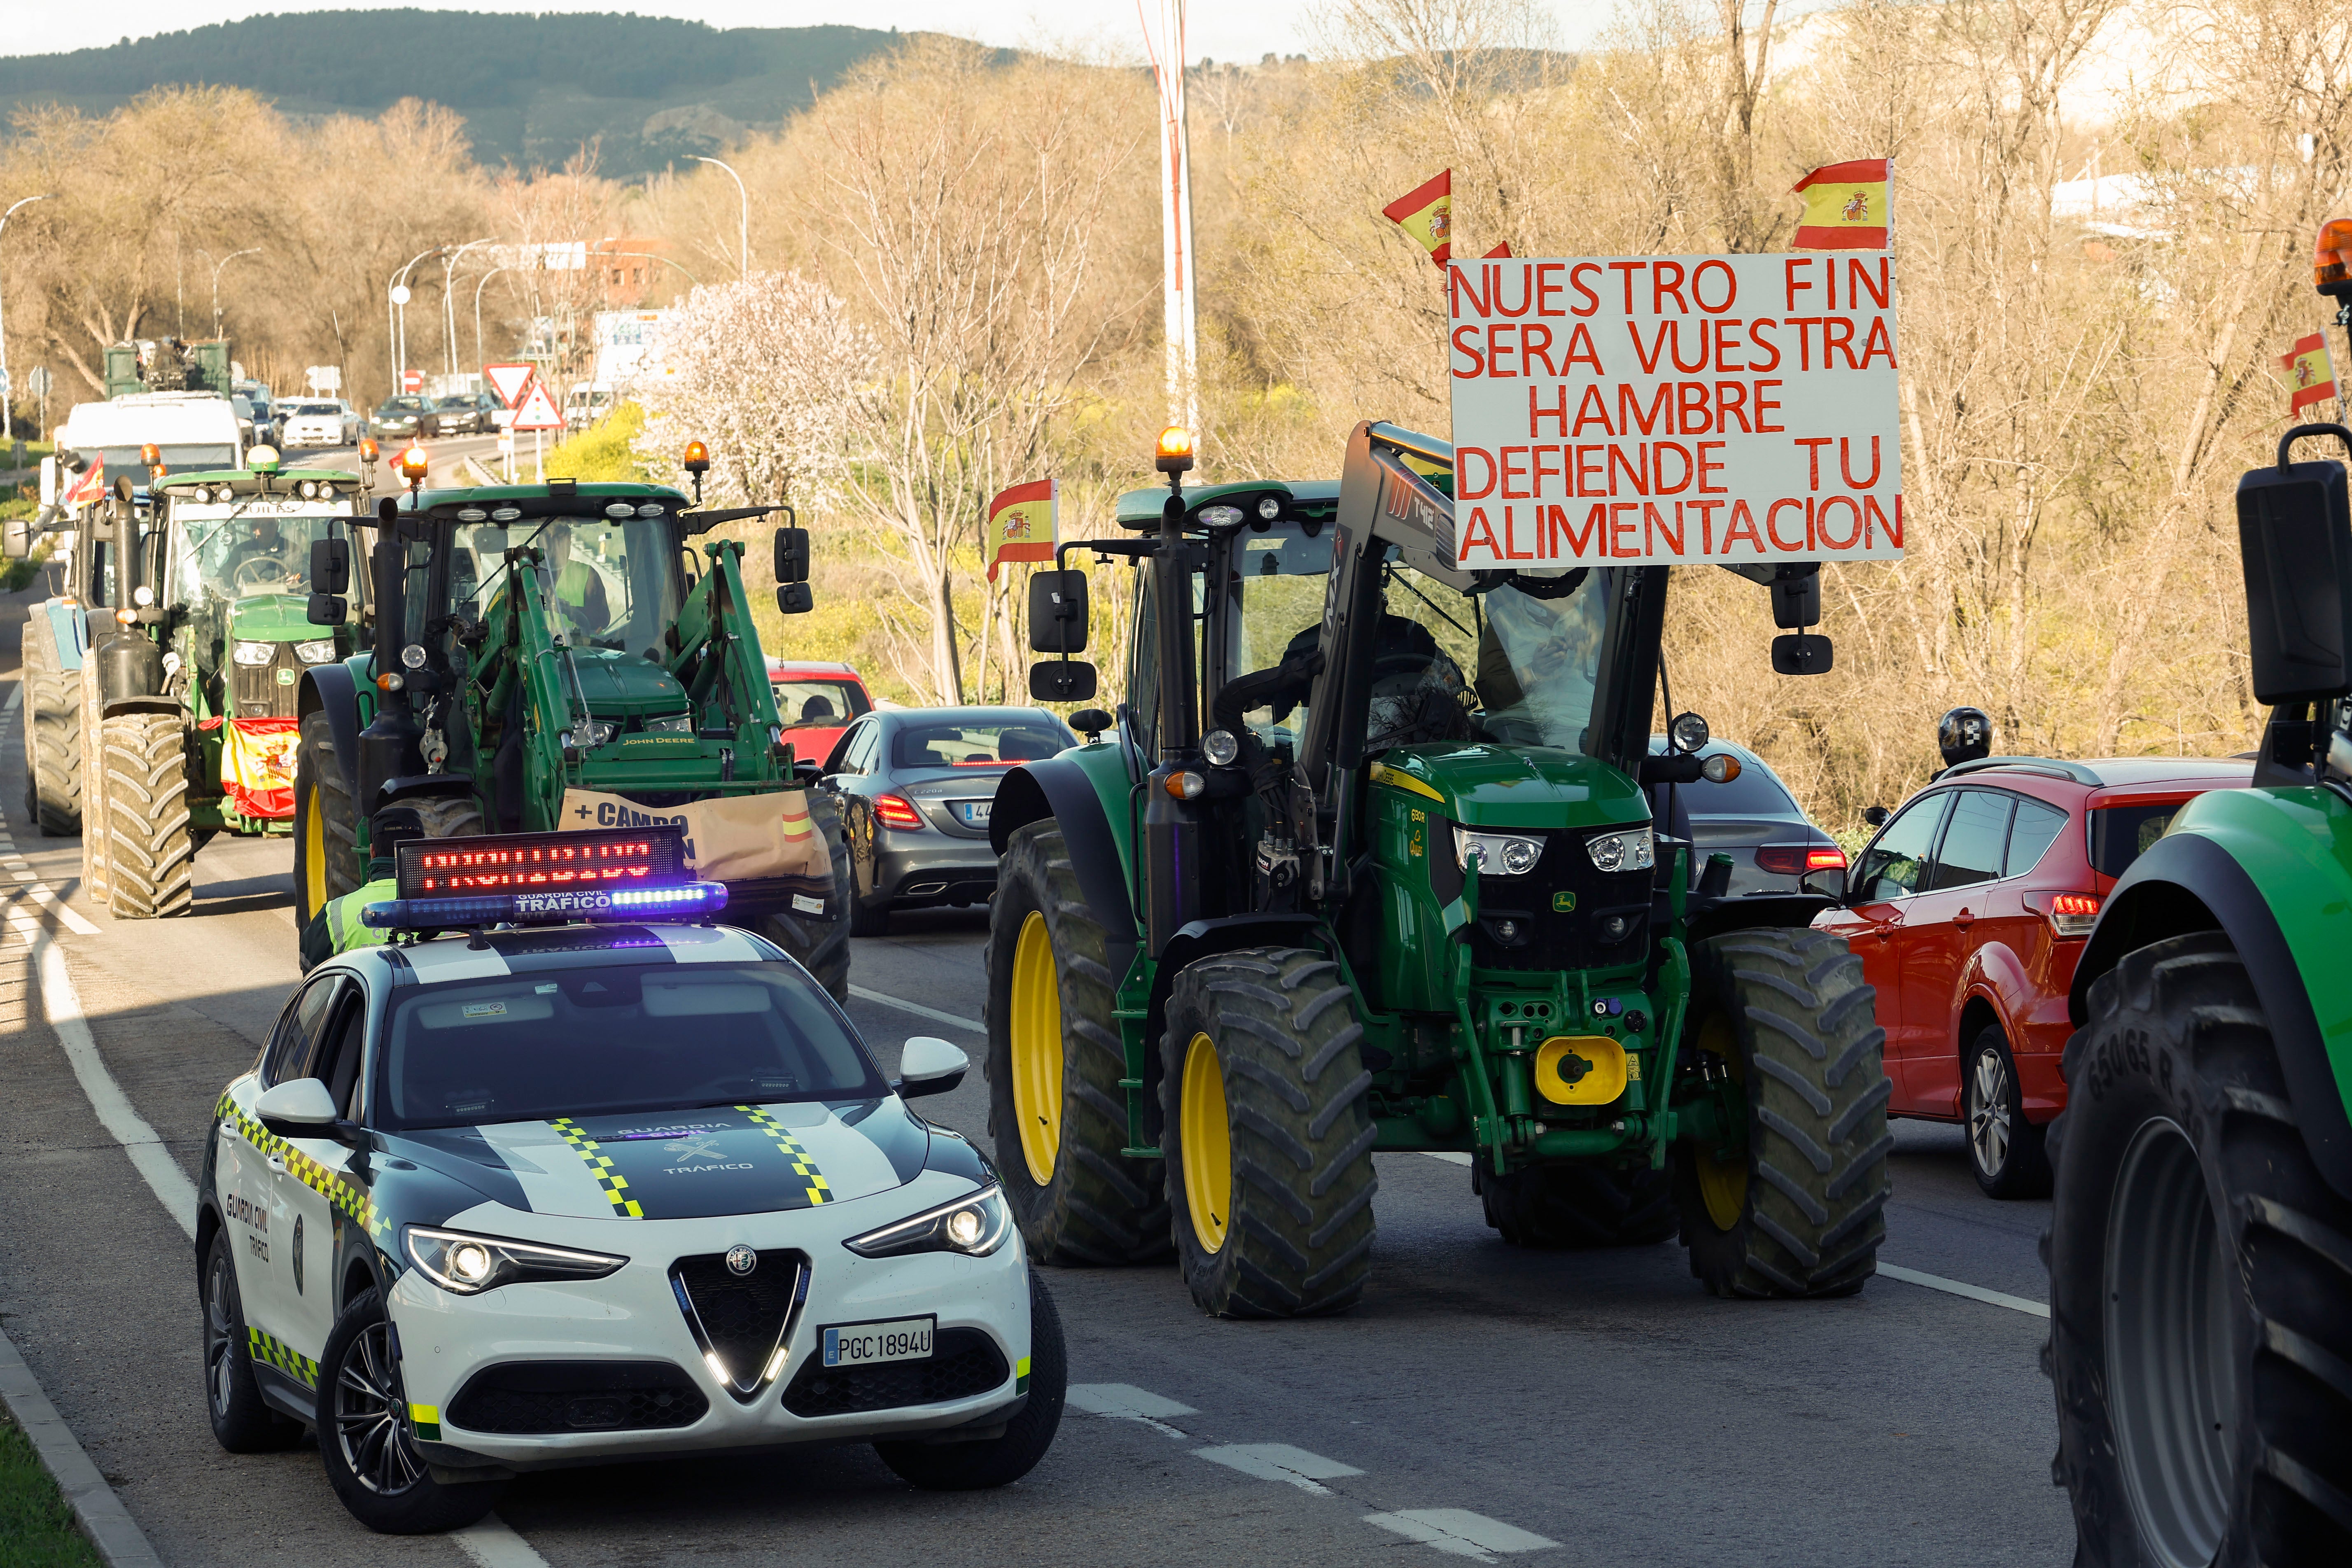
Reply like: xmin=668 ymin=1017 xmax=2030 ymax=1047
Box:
xmin=452 ymin=515 xmax=683 ymax=658
xmin=1219 ymin=524 xmax=1335 ymax=755
xmin=1374 ymin=560 xmax=1609 ymax=755
xmin=167 ymin=508 xmax=362 ymax=623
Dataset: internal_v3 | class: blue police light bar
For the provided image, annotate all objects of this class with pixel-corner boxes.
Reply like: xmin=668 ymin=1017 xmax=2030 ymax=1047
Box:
xmin=364 ymin=824 xmax=721 ymax=929
xmin=360 ymin=880 xmax=728 ymax=929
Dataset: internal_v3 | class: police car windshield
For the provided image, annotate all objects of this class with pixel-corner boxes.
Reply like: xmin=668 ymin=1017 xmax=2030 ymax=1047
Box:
xmin=375 ymin=963 xmax=885 ymax=1130
xmin=447 ymin=515 xmax=682 ymax=656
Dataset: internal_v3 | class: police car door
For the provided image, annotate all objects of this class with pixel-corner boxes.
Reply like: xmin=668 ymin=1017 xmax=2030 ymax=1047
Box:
xmin=268 ymin=978 xmax=371 ymax=1365
xmin=224 ymin=973 xmax=344 ymax=1375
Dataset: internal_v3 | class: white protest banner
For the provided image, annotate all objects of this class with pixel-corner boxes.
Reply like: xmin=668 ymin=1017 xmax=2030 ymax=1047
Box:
xmin=1446 ymin=254 xmax=1902 ymax=568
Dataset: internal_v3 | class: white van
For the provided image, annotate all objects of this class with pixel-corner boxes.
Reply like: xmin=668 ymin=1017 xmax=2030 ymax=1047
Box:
xmin=50 ymin=393 xmax=243 ymax=492
xmin=562 ymin=381 xmax=615 ymax=431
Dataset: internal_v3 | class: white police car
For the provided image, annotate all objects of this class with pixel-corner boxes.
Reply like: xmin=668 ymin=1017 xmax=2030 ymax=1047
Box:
xmin=196 ymin=827 xmax=1060 ymax=1533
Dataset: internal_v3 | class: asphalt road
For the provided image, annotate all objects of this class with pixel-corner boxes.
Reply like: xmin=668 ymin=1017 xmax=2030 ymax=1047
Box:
xmin=0 ymin=545 xmax=2075 ymax=1566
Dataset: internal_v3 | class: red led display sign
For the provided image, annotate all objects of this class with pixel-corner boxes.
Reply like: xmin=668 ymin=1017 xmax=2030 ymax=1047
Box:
xmin=394 ymin=825 xmax=686 ymax=900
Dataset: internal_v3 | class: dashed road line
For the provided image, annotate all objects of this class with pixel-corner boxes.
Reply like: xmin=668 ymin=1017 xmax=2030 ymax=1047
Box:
xmin=847 ymin=984 xmax=984 ymax=1033
xmin=1066 ymin=1382 xmax=1197 ymax=1439
xmin=1424 ymin=1151 xmax=1474 ymax=1166
xmin=452 ymin=1516 xmax=554 ymax=1568
xmin=1878 ymin=1262 xmax=2049 ymax=1318
xmin=1363 ymin=1509 xmax=1559 ymax=1561
xmin=1193 ymin=1443 xmax=1363 ymax=1494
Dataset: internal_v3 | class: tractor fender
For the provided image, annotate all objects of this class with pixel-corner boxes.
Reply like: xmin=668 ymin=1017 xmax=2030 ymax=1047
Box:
xmin=991 ymin=756 xmax=1139 ymax=986
xmin=377 ymin=772 xmax=476 ymax=809
xmin=99 ymin=698 xmax=179 ymax=720
xmin=298 ymin=664 xmax=362 ymax=800
xmin=1682 ymin=891 xmax=1835 ymax=945
xmin=2071 ymin=826 xmax=2352 ymax=1203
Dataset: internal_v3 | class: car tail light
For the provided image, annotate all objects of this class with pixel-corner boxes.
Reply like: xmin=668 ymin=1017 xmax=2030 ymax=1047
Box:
xmin=2047 ymin=892 xmax=2101 ymax=937
xmin=1756 ymin=845 xmax=1846 ymax=876
xmin=873 ymin=794 xmax=926 ymax=831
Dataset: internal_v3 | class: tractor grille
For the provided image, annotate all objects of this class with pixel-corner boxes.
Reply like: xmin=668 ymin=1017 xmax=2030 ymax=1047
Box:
xmin=1467 ymin=826 xmax=1654 ymax=973
xmin=670 ymin=1249 xmax=806 ymax=1397
xmin=231 ymin=644 xmax=303 ymax=718
xmin=447 ymin=1361 xmax=708 ymax=1434
xmin=779 ymin=1328 xmax=1010 ymax=1418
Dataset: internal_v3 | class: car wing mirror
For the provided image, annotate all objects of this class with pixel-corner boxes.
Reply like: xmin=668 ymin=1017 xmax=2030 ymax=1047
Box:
xmin=255 ymin=1077 xmax=338 ymax=1136
xmin=894 ymin=1036 xmax=969 ymax=1099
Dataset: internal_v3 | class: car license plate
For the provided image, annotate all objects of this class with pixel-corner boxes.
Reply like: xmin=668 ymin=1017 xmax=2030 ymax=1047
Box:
xmin=822 ymin=1316 xmax=935 ymax=1368
xmin=953 ymin=800 xmax=992 ymax=826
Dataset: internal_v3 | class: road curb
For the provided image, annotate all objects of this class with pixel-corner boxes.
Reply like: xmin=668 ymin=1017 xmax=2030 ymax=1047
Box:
xmin=0 ymin=1325 xmax=168 ymax=1568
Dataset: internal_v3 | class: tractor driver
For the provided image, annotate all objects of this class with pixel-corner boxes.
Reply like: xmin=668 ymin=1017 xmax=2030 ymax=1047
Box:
xmin=1216 ymin=611 xmax=1470 ymax=751
xmin=218 ymin=516 xmax=298 ymax=591
xmin=541 ymin=523 xmax=610 ymax=638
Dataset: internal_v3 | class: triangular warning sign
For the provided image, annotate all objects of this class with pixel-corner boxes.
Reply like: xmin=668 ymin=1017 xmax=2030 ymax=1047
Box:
xmin=483 ymin=362 xmax=536 ymax=406
xmin=510 ymin=381 xmax=565 ymax=431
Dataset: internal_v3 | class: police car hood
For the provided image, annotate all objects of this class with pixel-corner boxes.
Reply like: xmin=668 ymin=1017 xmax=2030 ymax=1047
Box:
xmin=395 ymin=1099 xmax=927 ymax=1222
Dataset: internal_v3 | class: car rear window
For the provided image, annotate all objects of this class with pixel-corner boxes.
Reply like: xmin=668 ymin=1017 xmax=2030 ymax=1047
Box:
xmin=1677 ymin=756 xmax=1799 ymax=817
xmin=891 ymin=721 xmax=1066 ymax=769
xmin=775 ymin=679 xmax=869 ymax=728
xmin=2090 ymin=803 xmax=2184 ymax=878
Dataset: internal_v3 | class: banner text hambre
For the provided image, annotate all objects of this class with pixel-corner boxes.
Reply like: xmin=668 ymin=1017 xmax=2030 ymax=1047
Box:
xmin=1446 ymin=254 xmax=1903 ymax=568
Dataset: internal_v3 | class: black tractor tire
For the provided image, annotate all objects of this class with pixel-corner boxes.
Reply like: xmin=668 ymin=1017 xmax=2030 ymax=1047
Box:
xmin=102 ymin=712 xmax=195 ymax=919
xmin=293 ymin=710 xmax=361 ymax=927
xmin=1478 ymin=1161 xmax=1678 ymax=1248
xmin=406 ymin=793 xmax=485 ymax=842
xmin=21 ymin=616 xmax=82 ymax=835
xmin=873 ymin=1272 xmax=1067 ymax=1490
xmin=983 ymin=821 xmax=1169 ymax=1266
xmin=1160 ymin=946 xmax=1379 ymax=1318
xmin=1965 ymin=1022 xmax=2051 ymax=1199
xmin=757 ymin=791 xmax=852 ymax=1001
xmin=2045 ymin=932 xmax=2352 ymax=1567
xmin=201 ymin=1230 xmax=302 ymax=1453
xmin=1675 ymin=927 xmax=1891 ymax=1299
xmin=316 ymin=1288 xmax=504 ymax=1534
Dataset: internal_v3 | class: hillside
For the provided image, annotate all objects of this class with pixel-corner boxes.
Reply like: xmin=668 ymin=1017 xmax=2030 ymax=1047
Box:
xmin=0 ymin=11 xmax=954 ymax=175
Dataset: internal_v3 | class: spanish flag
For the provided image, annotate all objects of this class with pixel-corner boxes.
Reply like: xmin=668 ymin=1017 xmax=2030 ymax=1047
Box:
xmin=986 ymin=478 xmax=1057 ymax=583
xmin=2283 ymin=333 xmax=2338 ymax=414
xmin=1383 ymin=170 xmax=1453 ymax=267
xmin=60 ymin=455 xmax=105 ymax=508
xmin=1792 ymin=159 xmax=1892 ymax=250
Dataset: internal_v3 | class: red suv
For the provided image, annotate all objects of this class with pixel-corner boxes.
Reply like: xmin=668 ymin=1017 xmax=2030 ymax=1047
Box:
xmin=766 ymin=659 xmax=871 ymax=770
xmin=1814 ymin=756 xmax=2249 ymax=1197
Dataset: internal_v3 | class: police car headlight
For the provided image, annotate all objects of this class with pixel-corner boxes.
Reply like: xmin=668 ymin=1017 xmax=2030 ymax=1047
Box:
xmin=232 ymin=641 xmax=276 ymax=666
xmin=1586 ymin=827 xmax=1655 ymax=874
xmin=1453 ymin=826 xmax=1545 ymax=877
xmin=293 ymin=639 xmax=336 ymax=664
xmin=404 ymin=1226 xmax=626 ymax=1295
xmin=842 ymin=1185 xmax=1010 ymax=1260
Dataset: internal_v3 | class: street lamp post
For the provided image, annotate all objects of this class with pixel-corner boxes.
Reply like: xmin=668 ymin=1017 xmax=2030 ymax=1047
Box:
xmin=0 ymin=192 xmax=57 ymax=441
xmin=198 ymin=246 xmax=262 ymax=339
xmin=388 ymin=245 xmax=446 ymax=397
xmin=440 ymin=238 xmax=498 ymax=377
xmin=691 ymin=156 xmax=750 ymax=279
xmin=474 ymin=266 xmax=513 ymax=367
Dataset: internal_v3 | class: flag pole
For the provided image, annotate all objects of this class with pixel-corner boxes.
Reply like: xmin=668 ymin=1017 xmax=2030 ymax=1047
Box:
xmin=1142 ymin=0 xmax=1199 ymax=433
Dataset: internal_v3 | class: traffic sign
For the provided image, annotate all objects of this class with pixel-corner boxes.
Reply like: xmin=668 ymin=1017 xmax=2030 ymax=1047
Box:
xmin=509 ymin=380 xmax=564 ymax=431
xmin=306 ymin=364 xmax=341 ymax=392
xmin=483 ymin=362 xmax=535 ymax=407
xmin=25 ymin=366 xmax=49 ymax=398
xmin=401 ymin=369 xmax=424 ymax=394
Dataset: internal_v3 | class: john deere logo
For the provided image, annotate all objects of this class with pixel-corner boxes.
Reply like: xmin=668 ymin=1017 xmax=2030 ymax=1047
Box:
xmin=725 ymin=1244 xmax=758 ymax=1277
xmin=275 ymin=667 xmax=296 ymax=685
xmin=1551 ymin=891 xmax=1576 ymax=912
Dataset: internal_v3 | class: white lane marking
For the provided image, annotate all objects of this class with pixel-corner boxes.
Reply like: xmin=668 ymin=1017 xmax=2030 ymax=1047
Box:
xmin=1066 ymin=1382 xmax=1196 ymax=1438
xmin=9 ymin=870 xmax=34 ymax=880
xmin=1424 ymin=1151 xmax=1474 ymax=1166
xmin=1192 ymin=1443 xmax=1363 ymax=1494
xmin=3 ymin=683 xmax=19 ymax=712
xmin=1363 ymin=1509 xmax=1559 ymax=1561
xmin=1878 ymin=1262 xmax=2050 ymax=1318
xmin=9 ymin=882 xmax=100 ymax=936
xmin=848 ymin=984 xmax=983 ymax=1034
xmin=31 ymin=930 xmax=198 ymax=1240
xmin=452 ymin=1516 xmax=553 ymax=1568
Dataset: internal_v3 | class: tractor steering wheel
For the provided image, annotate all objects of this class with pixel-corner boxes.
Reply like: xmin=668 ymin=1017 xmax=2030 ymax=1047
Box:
xmin=231 ymin=554 xmax=296 ymax=593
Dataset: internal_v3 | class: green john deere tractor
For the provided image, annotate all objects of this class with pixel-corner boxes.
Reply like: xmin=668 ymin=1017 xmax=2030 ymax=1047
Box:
xmin=985 ymin=421 xmax=1892 ymax=1316
xmin=2042 ymin=421 xmax=2352 ymax=1558
xmin=289 ymin=465 xmax=852 ymax=996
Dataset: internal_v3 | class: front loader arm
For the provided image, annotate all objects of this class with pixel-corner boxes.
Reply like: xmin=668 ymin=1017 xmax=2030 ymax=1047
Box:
xmin=663 ymin=538 xmax=784 ymax=779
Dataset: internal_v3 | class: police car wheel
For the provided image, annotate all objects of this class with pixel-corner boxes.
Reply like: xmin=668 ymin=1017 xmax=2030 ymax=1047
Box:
xmin=873 ymin=1271 xmax=1066 ymax=1490
xmin=202 ymin=1231 xmax=301 ymax=1452
xmin=316 ymin=1288 xmax=505 ymax=1533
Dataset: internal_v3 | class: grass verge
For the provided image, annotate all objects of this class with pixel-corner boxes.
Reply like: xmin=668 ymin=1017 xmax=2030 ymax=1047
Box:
xmin=0 ymin=1412 xmax=102 ymax=1568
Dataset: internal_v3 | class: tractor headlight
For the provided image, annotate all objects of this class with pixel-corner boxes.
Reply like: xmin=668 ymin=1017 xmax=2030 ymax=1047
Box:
xmin=644 ymin=712 xmax=693 ymax=734
xmin=404 ymin=1226 xmax=625 ymax=1296
xmin=1198 ymin=504 xmax=1243 ymax=527
xmin=232 ymin=641 xmax=275 ymax=666
xmin=1454 ymin=826 xmax=1545 ymax=877
xmin=1201 ymin=728 xmax=1239 ymax=766
xmin=293 ymin=639 xmax=337 ymax=664
xmin=1586 ymin=828 xmax=1655 ymax=873
xmin=572 ymin=721 xmax=618 ymax=750
xmin=842 ymin=1185 xmax=1011 ymax=1259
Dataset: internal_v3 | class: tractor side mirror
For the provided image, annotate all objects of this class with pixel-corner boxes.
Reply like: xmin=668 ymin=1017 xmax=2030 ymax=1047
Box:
xmin=2 ymin=514 xmax=30 ymax=560
xmin=777 ymin=583 xmax=814 ymax=615
xmin=774 ymin=525 xmax=810 ymax=584
xmin=1030 ymin=660 xmax=1098 ymax=701
xmin=1028 ymin=569 xmax=1089 ymax=653
xmin=1069 ymin=707 xmax=1113 ymax=740
xmin=1862 ymin=804 xmax=1889 ymax=827
xmin=1771 ymin=633 xmax=1834 ymax=675
xmin=306 ymin=594 xmax=347 ymax=625
xmin=310 ymin=537 xmax=350 ymax=595
xmin=1770 ymin=567 xmax=1822 ymax=629
xmin=2238 ymin=435 xmax=2352 ymax=704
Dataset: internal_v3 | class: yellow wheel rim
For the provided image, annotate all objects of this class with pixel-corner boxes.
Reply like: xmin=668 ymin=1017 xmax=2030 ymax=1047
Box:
xmin=1008 ymin=910 xmax=1064 ymax=1187
xmin=301 ymin=781 xmax=327 ymax=919
xmin=1693 ymin=1013 xmax=1750 ymax=1231
xmin=1181 ymin=1032 xmax=1232 ymax=1254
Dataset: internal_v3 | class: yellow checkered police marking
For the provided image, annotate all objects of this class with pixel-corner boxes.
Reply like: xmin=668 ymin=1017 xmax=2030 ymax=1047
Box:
xmin=408 ymin=1402 xmax=442 ymax=1440
xmin=215 ymin=1092 xmax=389 ymax=1243
xmin=1016 ymin=1354 xmax=1032 ymax=1394
xmin=247 ymin=1326 xmax=319 ymax=1388
xmin=738 ymin=1105 xmax=833 ymax=1206
xmin=550 ymin=1118 xmax=645 ymax=1219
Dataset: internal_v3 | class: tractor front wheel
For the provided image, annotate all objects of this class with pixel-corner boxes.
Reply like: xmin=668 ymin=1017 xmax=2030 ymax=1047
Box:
xmin=101 ymin=712 xmax=195 ymax=919
xmin=1675 ymin=927 xmax=1890 ymax=1298
xmin=1160 ymin=947 xmax=1379 ymax=1318
xmin=21 ymin=616 xmax=80 ymax=835
xmin=983 ymin=821 xmax=1169 ymax=1265
xmin=1479 ymin=1162 xmax=1677 ymax=1249
xmin=294 ymin=710 xmax=361 ymax=927
xmin=2046 ymin=932 xmax=2352 ymax=1566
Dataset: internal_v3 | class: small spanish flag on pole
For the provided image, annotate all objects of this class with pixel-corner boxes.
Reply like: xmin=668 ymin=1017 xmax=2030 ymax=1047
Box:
xmin=1383 ymin=170 xmax=1453 ymax=267
xmin=986 ymin=478 xmax=1058 ymax=583
xmin=2282 ymin=333 xmax=2338 ymax=414
xmin=1792 ymin=159 xmax=1892 ymax=250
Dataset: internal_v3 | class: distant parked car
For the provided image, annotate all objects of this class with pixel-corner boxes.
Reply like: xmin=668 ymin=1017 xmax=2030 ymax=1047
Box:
xmin=280 ymin=400 xmax=361 ymax=448
xmin=1645 ymin=735 xmax=1845 ymax=897
xmin=821 ymin=707 xmax=1078 ymax=935
xmin=766 ymin=658 xmax=871 ymax=770
xmin=372 ymin=396 xmax=437 ymax=439
xmin=432 ymin=392 xmax=498 ymax=434
xmin=563 ymin=382 xmax=615 ymax=431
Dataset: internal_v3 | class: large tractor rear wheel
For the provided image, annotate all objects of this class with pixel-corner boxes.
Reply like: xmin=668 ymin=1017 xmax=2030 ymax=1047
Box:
xmin=757 ymin=791 xmax=851 ymax=1002
xmin=2046 ymin=932 xmax=2352 ymax=1567
xmin=1160 ymin=947 xmax=1379 ymax=1318
xmin=21 ymin=617 xmax=81 ymax=835
xmin=1675 ymin=927 xmax=1891 ymax=1298
xmin=102 ymin=712 xmax=195 ymax=919
xmin=293 ymin=710 xmax=360 ymax=927
xmin=984 ymin=821 xmax=1169 ymax=1265
xmin=1479 ymin=1162 xmax=1678 ymax=1249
